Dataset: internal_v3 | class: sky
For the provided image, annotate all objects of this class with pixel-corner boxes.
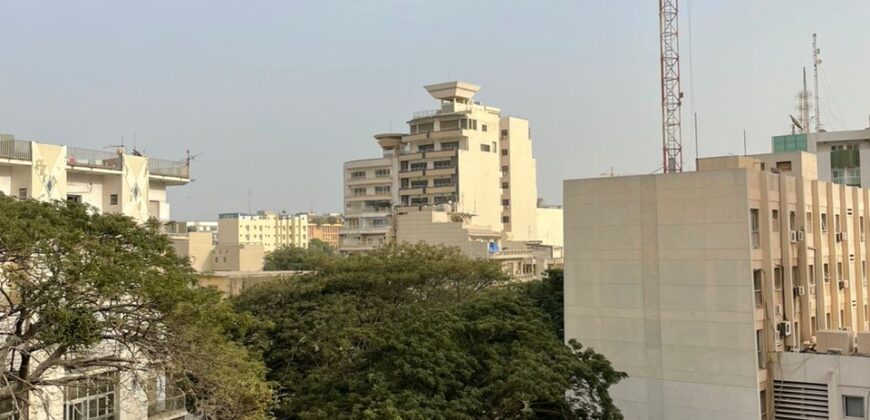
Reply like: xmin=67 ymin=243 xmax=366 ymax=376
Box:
xmin=1 ymin=1 xmax=869 ymax=220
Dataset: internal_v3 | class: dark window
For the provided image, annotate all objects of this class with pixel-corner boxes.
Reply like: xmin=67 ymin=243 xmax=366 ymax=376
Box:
xmin=502 ymin=182 xmax=509 ymax=189
xmin=110 ymin=194 xmax=119 ymax=205
xmin=501 ymin=149 xmax=508 ymax=156
xmin=502 ymin=199 xmax=509 ymax=206
xmin=441 ymin=142 xmax=459 ymax=151
xmin=481 ymin=124 xmax=488 ymax=132
xmin=418 ymin=144 xmax=434 ymax=152
xmin=67 ymin=195 xmax=82 ymax=203
xmin=844 ymin=396 xmax=865 ymax=418
xmin=501 ymin=129 xmax=508 ymax=138
xmin=18 ymin=188 xmax=26 ymax=200
xmin=480 ymin=144 xmax=491 ymax=152
xmin=502 ymin=216 xmax=510 ymax=223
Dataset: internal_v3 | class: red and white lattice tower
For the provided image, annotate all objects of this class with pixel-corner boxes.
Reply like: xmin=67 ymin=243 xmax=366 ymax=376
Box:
xmin=659 ymin=0 xmax=683 ymax=172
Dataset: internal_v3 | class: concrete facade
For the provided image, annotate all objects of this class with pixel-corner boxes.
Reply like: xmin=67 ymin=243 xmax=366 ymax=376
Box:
xmin=564 ymin=151 xmax=870 ymax=420
xmin=171 ymin=231 xmax=215 ymax=273
xmin=339 ymin=81 xmax=540 ymax=254
xmin=308 ymin=223 xmax=341 ymax=249
xmin=212 ymin=243 xmax=265 ymax=272
xmin=217 ymin=211 xmax=308 ymax=253
xmin=536 ymin=206 xmax=564 ymax=248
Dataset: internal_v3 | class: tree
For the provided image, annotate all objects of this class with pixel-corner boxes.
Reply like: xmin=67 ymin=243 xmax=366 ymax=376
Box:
xmin=263 ymin=239 xmax=336 ymax=271
xmin=234 ymin=244 xmax=625 ymax=419
xmin=522 ymin=268 xmax=565 ymax=340
xmin=0 ymin=197 xmax=271 ymax=419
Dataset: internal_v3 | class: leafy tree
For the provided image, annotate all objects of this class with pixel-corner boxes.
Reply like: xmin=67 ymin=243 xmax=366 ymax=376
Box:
xmin=263 ymin=240 xmax=336 ymax=271
xmin=521 ymin=268 xmax=565 ymax=340
xmin=235 ymin=244 xmax=625 ymax=419
xmin=0 ymin=197 xmax=271 ymax=419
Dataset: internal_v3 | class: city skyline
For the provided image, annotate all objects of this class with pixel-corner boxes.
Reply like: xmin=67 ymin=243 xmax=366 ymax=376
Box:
xmin=1 ymin=1 xmax=869 ymax=220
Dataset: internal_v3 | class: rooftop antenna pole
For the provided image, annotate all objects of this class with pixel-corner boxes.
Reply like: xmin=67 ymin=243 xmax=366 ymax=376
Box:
xmin=800 ymin=68 xmax=810 ymax=133
xmin=743 ymin=129 xmax=747 ymax=156
xmin=812 ymin=33 xmax=822 ymax=132
xmin=659 ymin=0 xmax=683 ymax=173
xmin=693 ymin=112 xmax=699 ymax=169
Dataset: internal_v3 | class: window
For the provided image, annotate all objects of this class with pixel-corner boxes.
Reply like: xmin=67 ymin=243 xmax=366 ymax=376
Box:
xmin=440 ymin=141 xmax=459 ymax=151
xmin=433 ymin=178 xmax=453 ymax=187
xmin=67 ymin=194 xmax=82 ymax=203
xmin=501 ymin=182 xmax=509 ymax=189
xmin=374 ymin=186 xmax=391 ymax=194
xmin=808 ymin=264 xmax=815 ymax=285
xmin=821 ymin=213 xmax=828 ymax=233
xmin=501 ymin=165 xmax=508 ymax=173
xmin=501 ymin=149 xmax=508 ymax=156
xmin=480 ymin=144 xmax=491 ymax=152
xmin=502 ymin=216 xmax=510 ymax=223
xmin=789 ymin=211 xmax=796 ymax=231
xmin=776 ymin=161 xmax=792 ymax=171
xmin=806 ymin=211 xmax=813 ymax=233
xmin=223 ymin=257 xmax=227 ymax=263
xmin=410 ymin=162 xmax=427 ymax=171
xmin=862 ymin=216 xmax=866 ymax=241
xmin=433 ymin=196 xmax=451 ymax=205
xmin=410 ymin=180 xmax=427 ymax=188
xmin=824 ymin=263 xmax=830 ymax=282
xmin=18 ymin=188 xmax=26 ymax=200
xmin=433 ymin=160 xmax=453 ymax=169
xmin=756 ymin=330 xmax=765 ymax=369
xmin=351 ymin=187 xmax=366 ymax=196
xmin=502 ymin=199 xmax=510 ymax=206
xmin=760 ymin=390 xmax=768 ymax=419
xmin=811 ymin=316 xmax=817 ymax=335
xmin=826 ymin=312 xmax=832 ymax=328
xmin=836 ymin=214 xmax=841 ymax=232
xmin=774 ymin=266 xmax=783 ymax=290
xmin=753 ymin=269 xmax=763 ymax=307
xmin=418 ymin=144 xmax=434 ymax=152
xmin=772 ymin=209 xmax=780 ymax=232
xmin=751 ymin=209 xmax=760 ymax=248
xmin=64 ymin=372 xmax=118 ymax=420
xmin=375 ymin=169 xmax=390 ymax=178
xmin=792 ymin=266 xmax=800 ymax=287
xmin=501 ymin=129 xmax=508 ymax=139
xmin=350 ymin=171 xmax=366 ymax=179
xmin=838 ymin=262 xmax=843 ymax=280
xmin=481 ymin=124 xmax=488 ymax=132
xmin=845 ymin=396 xmax=866 ymax=418
xmin=110 ymin=194 xmax=118 ymax=205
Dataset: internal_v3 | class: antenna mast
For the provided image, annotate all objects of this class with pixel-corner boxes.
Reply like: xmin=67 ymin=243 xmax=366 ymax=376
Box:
xmin=659 ymin=0 xmax=683 ymax=173
xmin=812 ymin=33 xmax=821 ymax=132
xmin=800 ymin=68 xmax=810 ymax=133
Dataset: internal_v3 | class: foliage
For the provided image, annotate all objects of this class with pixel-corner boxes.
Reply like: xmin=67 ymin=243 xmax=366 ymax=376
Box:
xmin=263 ymin=239 xmax=336 ymax=271
xmin=234 ymin=244 xmax=625 ymax=419
xmin=521 ymin=268 xmax=565 ymax=340
xmin=0 ymin=197 xmax=270 ymax=419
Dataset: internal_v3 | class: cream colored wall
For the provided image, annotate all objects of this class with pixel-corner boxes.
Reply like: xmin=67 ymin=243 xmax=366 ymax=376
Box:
xmin=563 ymin=170 xmax=761 ymax=420
xmin=172 ymin=232 xmax=215 ymax=273
xmin=536 ymin=207 xmax=563 ymax=247
xmin=500 ymin=117 xmax=538 ymax=241
xmin=30 ymin=143 xmax=67 ymax=202
xmin=773 ymin=352 xmax=870 ymax=419
xmin=0 ymin=166 xmax=11 ymax=196
xmin=456 ymin=114 xmax=502 ymax=232
xmin=66 ymin=173 xmax=104 ymax=211
xmin=213 ymin=244 xmax=264 ymax=272
xmin=395 ymin=208 xmax=490 ymax=258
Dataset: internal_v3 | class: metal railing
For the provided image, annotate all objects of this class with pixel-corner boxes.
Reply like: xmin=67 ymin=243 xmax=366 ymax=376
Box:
xmin=67 ymin=147 xmax=123 ymax=170
xmin=148 ymin=393 xmax=186 ymax=417
xmin=412 ymin=109 xmax=439 ymax=119
xmin=0 ymin=139 xmax=31 ymax=161
xmin=149 ymin=158 xmax=190 ymax=178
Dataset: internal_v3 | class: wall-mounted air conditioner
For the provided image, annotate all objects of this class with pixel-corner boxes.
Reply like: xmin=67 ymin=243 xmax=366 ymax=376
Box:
xmin=794 ymin=286 xmax=806 ymax=296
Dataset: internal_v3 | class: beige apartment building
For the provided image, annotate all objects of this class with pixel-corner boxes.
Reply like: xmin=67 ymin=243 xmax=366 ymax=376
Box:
xmin=308 ymin=222 xmax=342 ymax=249
xmin=0 ymin=134 xmax=189 ymax=222
xmin=340 ymin=81 xmax=540 ymax=253
xmin=564 ymin=151 xmax=870 ymax=420
xmin=217 ymin=211 xmax=309 ymax=252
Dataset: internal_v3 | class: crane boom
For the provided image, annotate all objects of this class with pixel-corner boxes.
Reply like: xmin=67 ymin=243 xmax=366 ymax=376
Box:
xmin=659 ymin=0 xmax=683 ymax=172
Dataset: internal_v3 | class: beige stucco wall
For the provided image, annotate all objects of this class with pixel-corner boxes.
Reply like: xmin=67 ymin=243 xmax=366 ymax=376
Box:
xmin=563 ymin=170 xmax=761 ymax=420
xmin=455 ymin=109 xmax=503 ymax=233
xmin=172 ymin=232 xmax=215 ymax=273
xmin=536 ymin=207 xmax=563 ymax=247
xmin=30 ymin=143 xmax=67 ymax=202
xmin=395 ymin=208 xmax=491 ymax=259
xmin=120 ymin=154 xmax=150 ymax=222
xmin=500 ymin=117 xmax=537 ymax=241
xmin=213 ymin=243 xmax=264 ymax=272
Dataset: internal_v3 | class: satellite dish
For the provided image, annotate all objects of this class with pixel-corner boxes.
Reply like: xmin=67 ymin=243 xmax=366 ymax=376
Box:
xmin=789 ymin=115 xmax=804 ymax=131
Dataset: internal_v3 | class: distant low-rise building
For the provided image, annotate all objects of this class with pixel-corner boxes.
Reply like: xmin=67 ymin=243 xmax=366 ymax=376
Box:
xmin=218 ymin=211 xmax=308 ymax=253
xmin=772 ymin=127 xmax=870 ymax=188
xmin=171 ymin=231 xmax=215 ymax=273
xmin=212 ymin=243 xmax=265 ymax=272
xmin=308 ymin=222 xmax=342 ymax=249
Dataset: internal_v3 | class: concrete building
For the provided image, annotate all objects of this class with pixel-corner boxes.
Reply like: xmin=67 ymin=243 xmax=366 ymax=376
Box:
xmin=170 ymin=231 xmax=215 ymax=273
xmin=536 ymin=205 xmax=564 ymax=248
xmin=340 ymin=81 xmax=539 ymax=253
xmin=198 ymin=271 xmax=303 ymax=296
xmin=217 ymin=211 xmax=308 ymax=253
xmin=772 ymin=127 xmax=870 ymax=188
xmin=0 ymin=134 xmax=190 ymax=222
xmin=212 ymin=244 xmax=265 ymax=272
xmin=564 ymin=151 xmax=870 ymax=420
xmin=308 ymin=222 xmax=342 ymax=249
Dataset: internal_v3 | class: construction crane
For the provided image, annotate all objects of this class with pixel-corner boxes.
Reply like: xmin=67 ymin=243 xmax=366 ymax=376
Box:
xmin=659 ymin=0 xmax=683 ymax=173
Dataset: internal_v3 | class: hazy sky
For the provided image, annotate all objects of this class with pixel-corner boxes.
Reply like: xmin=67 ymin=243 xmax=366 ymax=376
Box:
xmin=2 ymin=1 xmax=868 ymax=220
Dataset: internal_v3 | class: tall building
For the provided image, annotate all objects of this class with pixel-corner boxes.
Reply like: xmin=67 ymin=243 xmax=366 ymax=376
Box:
xmin=772 ymin=127 xmax=870 ymax=187
xmin=564 ymin=151 xmax=870 ymax=420
xmin=217 ymin=211 xmax=309 ymax=253
xmin=0 ymin=134 xmax=189 ymax=222
xmin=340 ymin=81 xmax=539 ymax=253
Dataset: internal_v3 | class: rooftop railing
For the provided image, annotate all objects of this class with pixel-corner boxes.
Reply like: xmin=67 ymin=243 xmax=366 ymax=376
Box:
xmin=67 ymin=147 xmax=123 ymax=170
xmin=149 ymin=158 xmax=190 ymax=178
xmin=0 ymin=139 xmax=32 ymax=161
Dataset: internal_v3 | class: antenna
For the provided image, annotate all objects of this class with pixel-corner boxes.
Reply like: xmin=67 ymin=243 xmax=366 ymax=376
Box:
xmin=743 ymin=129 xmax=747 ymax=156
xmin=693 ymin=112 xmax=699 ymax=170
xmin=659 ymin=0 xmax=683 ymax=173
xmin=800 ymin=68 xmax=810 ymax=133
xmin=812 ymin=33 xmax=822 ymax=132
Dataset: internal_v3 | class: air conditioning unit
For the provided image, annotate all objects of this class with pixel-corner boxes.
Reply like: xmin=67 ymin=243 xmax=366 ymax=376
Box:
xmin=842 ymin=232 xmax=849 ymax=241
xmin=810 ymin=285 xmax=817 ymax=295
xmin=778 ymin=321 xmax=793 ymax=337
xmin=790 ymin=230 xmax=798 ymax=243
xmin=848 ymin=208 xmax=854 ymax=216
xmin=775 ymin=304 xmax=783 ymax=316
xmin=850 ymin=254 xmax=856 ymax=262
xmin=794 ymin=286 xmax=806 ymax=296
xmin=839 ymin=280 xmax=849 ymax=290
xmin=836 ymin=232 xmax=843 ymax=242
xmin=798 ymin=230 xmax=806 ymax=241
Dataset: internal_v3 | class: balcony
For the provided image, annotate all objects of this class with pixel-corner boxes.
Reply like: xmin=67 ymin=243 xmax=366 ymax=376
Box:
xmin=0 ymin=139 xmax=31 ymax=161
xmin=149 ymin=158 xmax=190 ymax=179
xmin=67 ymin=147 xmax=123 ymax=171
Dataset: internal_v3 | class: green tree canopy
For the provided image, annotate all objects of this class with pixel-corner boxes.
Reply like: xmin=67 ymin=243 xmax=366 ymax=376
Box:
xmin=0 ymin=197 xmax=270 ymax=419
xmin=263 ymin=239 xmax=336 ymax=271
xmin=234 ymin=244 xmax=625 ymax=419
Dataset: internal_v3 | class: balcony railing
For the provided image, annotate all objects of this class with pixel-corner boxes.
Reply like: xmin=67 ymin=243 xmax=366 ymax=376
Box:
xmin=0 ymin=139 xmax=32 ymax=161
xmin=67 ymin=147 xmax=123 ymax=171
xmin=412 ymin=109 xmax=439 ymax=119
xmin=148 ymin=393 xmax=186 ymax=417
xmin=149 ymin=158 xmax=190 ymax=178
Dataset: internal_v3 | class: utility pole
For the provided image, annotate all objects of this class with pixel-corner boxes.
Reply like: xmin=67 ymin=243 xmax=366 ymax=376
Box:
xmin=800 ymin=68 xmax=810 ymax=133
xmin=659 ymin=0 xmax=683 ymax=173
xmin=812 ymin=33 xmax=822 ymax=132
